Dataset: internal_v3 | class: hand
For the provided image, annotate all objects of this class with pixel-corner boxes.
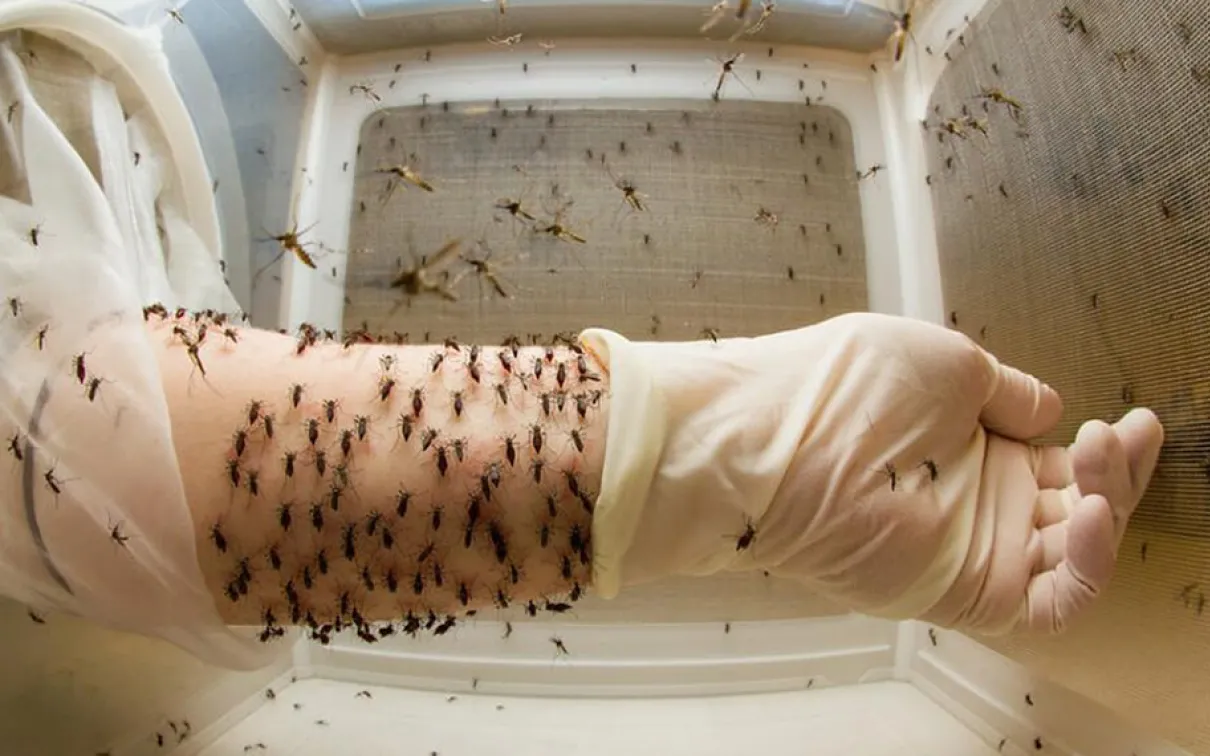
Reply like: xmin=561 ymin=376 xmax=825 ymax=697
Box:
xmin=585 ymin=313 xmax=1163 ymax=634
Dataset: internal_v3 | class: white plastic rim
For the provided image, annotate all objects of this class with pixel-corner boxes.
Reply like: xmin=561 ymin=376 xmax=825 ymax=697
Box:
xmin=0 ymin=0 xmax=223 ymax=267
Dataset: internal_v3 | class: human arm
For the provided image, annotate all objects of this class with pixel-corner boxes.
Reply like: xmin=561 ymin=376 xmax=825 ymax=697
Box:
xmin=147 ymin=312 xmax=606 ymax=639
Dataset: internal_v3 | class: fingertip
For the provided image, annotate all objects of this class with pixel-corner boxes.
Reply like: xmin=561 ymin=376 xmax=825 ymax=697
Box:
xmin=1066 ymin=494 xmax=1116 ymax=588
xmin=1114 ymin=408 xmax=1164 ymax=497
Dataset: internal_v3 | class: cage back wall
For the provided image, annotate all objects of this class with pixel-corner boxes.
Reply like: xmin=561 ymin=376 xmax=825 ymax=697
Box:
xmin=2 ymin=0 xmax=1208 ymax=754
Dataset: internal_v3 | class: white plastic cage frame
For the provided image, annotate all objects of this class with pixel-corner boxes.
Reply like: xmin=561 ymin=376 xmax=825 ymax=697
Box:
xmin=115 ymin=616 xmax=1189 ymax=756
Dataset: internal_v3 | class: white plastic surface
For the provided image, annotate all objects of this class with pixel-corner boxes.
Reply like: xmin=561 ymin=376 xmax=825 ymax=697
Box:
xmin=0 ymin=0 xmax=277 ymax=669
xmin=198 ymin=678 xmax=1000 ymax=756
xmin=911 ymin=622 xmax=1194 ymax=756
xmin=306 ymin=614 xmax=897 ymax=697
xmin=280 ymin=38 xmax=907 ymax=333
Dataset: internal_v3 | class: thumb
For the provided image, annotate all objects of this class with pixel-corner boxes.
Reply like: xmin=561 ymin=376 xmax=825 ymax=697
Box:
xmin=979 ymin=352 xmax=1063 ymax=441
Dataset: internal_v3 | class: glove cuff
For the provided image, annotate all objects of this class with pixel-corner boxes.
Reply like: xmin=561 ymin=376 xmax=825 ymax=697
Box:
xmin=580 ymin=328 xmax=670 ymax=599
xmin=582 ymin=327 xmax=806 ymax=596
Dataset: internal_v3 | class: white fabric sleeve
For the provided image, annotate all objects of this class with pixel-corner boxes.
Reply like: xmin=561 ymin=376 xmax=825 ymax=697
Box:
xmin=0 ymin=5 xmax=279 ymax=669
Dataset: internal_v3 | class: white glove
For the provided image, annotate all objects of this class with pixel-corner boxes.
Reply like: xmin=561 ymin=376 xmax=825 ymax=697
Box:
xmin=582 ymin=313 xmax=1163 ymax=634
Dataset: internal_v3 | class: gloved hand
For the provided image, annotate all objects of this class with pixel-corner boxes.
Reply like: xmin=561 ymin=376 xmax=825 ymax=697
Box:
xmin=582 ymin=312 xmax=1163 ymax=635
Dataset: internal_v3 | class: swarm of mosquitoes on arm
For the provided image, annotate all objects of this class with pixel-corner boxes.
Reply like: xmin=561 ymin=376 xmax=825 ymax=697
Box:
xmin=150 ymin=310 xmax=610 ymax=648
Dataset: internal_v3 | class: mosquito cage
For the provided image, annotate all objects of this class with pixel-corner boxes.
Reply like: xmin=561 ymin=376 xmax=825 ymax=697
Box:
xmin=0 ymin=0 xmax=1206 ymax=754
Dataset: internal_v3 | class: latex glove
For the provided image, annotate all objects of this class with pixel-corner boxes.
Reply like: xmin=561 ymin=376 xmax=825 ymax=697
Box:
xmin=583 ymin=313 xmax=1163 ymax=634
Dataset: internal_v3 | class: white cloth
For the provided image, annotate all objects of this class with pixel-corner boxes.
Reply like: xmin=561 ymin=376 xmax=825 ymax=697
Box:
xmin=585 ymin=313 xmax=1161 ymax=635
xmin=0 ymin=1 xmax=275 ymax=668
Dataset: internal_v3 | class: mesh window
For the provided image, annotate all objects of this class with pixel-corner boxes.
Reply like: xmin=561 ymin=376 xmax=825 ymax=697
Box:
xmin=925 ymin=0 xmax=1210 ymax=750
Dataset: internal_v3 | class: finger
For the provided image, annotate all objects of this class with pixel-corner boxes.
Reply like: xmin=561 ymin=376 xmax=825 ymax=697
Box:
xmin=1037 ymin=520 xmax=1067 ymax=573
xmin=1113 ymin=408 xmax=1164 ymax=500
xmin=1070 ymin=419 xmax=1134 ymax=544
xmin=979 ymin=354 xmax=1063 ymax=441
xmin=1031 ymin=444 xmax=1074 ymax=490
xmin=1018 ymin=494 xmax=1115 ymax=633
xmin=1035 ymin=486 xmax=1076 ymax=528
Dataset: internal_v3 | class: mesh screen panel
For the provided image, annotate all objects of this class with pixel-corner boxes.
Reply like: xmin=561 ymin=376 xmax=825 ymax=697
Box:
xmin=342 ymin=98 xmax=869 ymax=622
xmin=926 ymin=0 xmax=1210 ymax=750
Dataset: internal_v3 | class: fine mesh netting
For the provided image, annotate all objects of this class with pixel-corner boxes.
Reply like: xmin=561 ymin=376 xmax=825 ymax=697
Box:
xmin=342 ymin=98 xmax=870 ymax=622
xmin=344 ymin=99 xmax=868 ymax=340
xmin=925 ymin=0 xmax=1210 ymax=749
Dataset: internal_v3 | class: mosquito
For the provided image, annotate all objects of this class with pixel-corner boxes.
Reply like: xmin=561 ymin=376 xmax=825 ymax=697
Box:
xmin=711 ymin=53 xmax=747 ymax=101
xmin=734 ymin=518 xmax=756 ymax=551
xmin=887 ymin=0 xmax=919 ymax=63
xmin=754 ymin=206 xmax=779 ymax=229
xmin=960 ymin=115 xmax=989 ymax=136
xmin=108 ymin=518 xmax=131 ymax=548
xmin=494 ymin=193 xmax=537 ymax=225
xmin=605 ymin=164 xmax=647 ymax=213
xmin=488 ymin=33 xmax=523 ymax=46
xmin=375 ymin=162 xmax=435 ymax=193
xmin=253 ymin=220 xmax=319 ymax=292
xmin=349 ymin=82 xmax=382 ymax=103
xmin=750 ymin=0 xmax=775 ymax=29
xmin=937 ymin=117 xmax=968 ymax=139
xmin=1056 ymin=5 xmax=1087 ymax=34
xmin=977 ymin=87 xmax=1024 ymax=120
xmin=856 ymin=164 xmax=885 ymax=180
xmin=536 ymin=201 xmax=587 ymax=244
xmin=1111 ymin=48 xmax=1141 ymax=71
xmin=730 ymin=0 xmax=775 ymax=41
xmin=701 ymin=0 xmax=730 ymax=33
xmin=450 ymin=240 xmax=516 ymax=299
xmin=481 ymin=0 xmax=508 ymax=17
xmin=387 ymin=239 xmax=464 ymax=306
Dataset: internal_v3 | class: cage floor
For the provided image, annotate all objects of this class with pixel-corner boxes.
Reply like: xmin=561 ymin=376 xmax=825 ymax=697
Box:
xmin=199 ymin=678 xmax=996 ymax=756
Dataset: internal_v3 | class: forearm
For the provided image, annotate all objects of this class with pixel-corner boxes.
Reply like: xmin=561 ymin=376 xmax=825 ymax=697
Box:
xmin=145 ymin=310 xmax=607 ymax=639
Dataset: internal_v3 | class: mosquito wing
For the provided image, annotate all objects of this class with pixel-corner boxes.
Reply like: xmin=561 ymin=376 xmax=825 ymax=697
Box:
xmin=423 ymin=239 xmax=464 ymax=274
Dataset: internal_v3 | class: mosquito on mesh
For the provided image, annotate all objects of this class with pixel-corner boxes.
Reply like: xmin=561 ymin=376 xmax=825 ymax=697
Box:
xmin=449 ymin=239 xmax=518 ymax=299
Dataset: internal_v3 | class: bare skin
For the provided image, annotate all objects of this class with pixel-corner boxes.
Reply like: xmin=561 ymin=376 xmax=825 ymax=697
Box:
xmin=145 ymin=311 xmax=607 ymax=641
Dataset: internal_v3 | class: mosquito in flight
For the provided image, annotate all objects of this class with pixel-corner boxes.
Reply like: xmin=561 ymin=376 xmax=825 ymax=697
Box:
xmin=387 ymin=239 xmax=464 ymax=307
xmin=887 ymin=0 xmax=920 ymax=63
xmin=252 ymin=220 xmax=323 ymax=287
